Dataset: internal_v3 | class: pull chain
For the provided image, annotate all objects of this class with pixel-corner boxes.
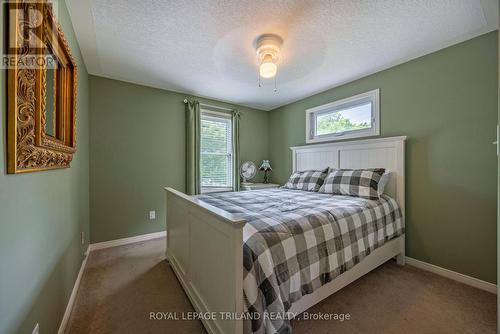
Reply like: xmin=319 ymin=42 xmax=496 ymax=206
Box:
xmin=257 ymin=71 xmax=278 ymax=92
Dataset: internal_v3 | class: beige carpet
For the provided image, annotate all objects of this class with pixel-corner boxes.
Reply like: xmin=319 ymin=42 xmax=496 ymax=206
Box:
xmin=66 ymin=238 xmax=496 ymax=334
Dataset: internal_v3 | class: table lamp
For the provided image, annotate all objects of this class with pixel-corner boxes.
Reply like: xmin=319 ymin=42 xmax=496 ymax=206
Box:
xmin=259 ymin=160 xmax=272 ymax=184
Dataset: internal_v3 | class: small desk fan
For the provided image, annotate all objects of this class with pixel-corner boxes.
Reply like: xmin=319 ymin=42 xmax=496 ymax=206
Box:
xmin=240 ymin=161 xmax=257 ymax=185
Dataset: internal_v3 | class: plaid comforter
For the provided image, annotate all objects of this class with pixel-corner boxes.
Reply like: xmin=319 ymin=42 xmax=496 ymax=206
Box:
xmin=197 ymin=188 xmax=404 ymax=334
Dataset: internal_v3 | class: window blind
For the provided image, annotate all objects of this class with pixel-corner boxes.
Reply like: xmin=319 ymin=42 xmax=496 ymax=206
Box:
xmin=200 ymin=112 xmax=233 ymax=189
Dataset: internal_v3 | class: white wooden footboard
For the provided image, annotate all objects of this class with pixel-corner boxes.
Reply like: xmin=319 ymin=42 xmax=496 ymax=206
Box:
xmin=165 ymin=188 xmax=245 ymax=334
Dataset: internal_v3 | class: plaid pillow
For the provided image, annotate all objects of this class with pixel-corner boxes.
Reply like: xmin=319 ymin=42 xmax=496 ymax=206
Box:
xmin=283 ymin=168 xmax=329 ymax=192
xmin=318 ymin=168 xmax=386 ymax=199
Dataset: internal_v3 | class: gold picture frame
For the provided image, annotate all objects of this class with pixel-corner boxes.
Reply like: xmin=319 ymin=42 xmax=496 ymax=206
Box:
xmin=7 ymin=0 xmax=77 ymax=173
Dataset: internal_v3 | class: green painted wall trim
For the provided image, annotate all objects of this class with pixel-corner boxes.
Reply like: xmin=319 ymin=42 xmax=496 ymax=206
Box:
xmin=0 ymin=2 xmax=90 ymax=334
xmin=268 ymin=31 xmax=498 ymax=283
xmin=89 ymin=76 xmax=269 ymax=243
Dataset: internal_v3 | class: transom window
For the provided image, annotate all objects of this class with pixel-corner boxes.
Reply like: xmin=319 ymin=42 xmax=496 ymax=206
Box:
xmin=306 ymin=89 xmax=380 ymax=143
xmin=200 ymin=110 xmax=233 ymax=193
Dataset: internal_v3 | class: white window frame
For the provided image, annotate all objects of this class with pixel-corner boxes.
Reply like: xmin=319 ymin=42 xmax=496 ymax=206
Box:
xmin=200 ymin=110 xmax=233 ymax=194
xmin=305 ymin=89 xmax=380 ymax=144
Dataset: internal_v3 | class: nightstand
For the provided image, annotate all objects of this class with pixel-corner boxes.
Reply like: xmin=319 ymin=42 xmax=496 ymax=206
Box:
xmin=241 ymin=183 xmax=280 ymax=191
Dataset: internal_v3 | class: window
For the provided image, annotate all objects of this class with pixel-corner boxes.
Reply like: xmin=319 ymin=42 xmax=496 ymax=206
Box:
xmin=200 ymin=111 xmax=232 ymax=193
xmin=306 ymin=89 xmax=380 ymax=143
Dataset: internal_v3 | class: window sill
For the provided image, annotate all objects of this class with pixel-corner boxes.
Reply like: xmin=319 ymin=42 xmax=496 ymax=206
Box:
xmin=306 ymin=130 xmax=379 ymax=144
xmin=201 ymin=187 xmax=233 ymax=194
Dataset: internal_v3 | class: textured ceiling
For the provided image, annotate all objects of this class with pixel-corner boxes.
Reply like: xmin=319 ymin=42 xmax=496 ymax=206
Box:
xmin=66 ymin=0 xmax=498 ymax=110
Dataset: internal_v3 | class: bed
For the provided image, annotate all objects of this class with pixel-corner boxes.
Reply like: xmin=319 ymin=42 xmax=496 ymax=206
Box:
xmin=165 ymin=136 xmax=406 ymax=334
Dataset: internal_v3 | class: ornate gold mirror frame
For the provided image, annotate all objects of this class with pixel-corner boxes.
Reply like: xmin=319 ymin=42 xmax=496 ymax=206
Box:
xmin=7 ymin=0 xmax=77 ymax=173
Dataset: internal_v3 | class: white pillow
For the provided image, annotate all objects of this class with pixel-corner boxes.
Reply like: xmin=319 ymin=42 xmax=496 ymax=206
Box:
xmin=378 ymin=171 xmax=392 ymax=196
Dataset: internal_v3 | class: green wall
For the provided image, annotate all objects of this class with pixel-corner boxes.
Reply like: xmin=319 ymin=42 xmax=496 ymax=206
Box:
xmin=89 ymin=76 xmax=269 ymax=243
xmin=0 ymin=1 xmax=90 ymax=334
xmin=497 ymin=15 xmax=499 ymax=313
xmin=268 ymin=31 xmax=498 ymax=283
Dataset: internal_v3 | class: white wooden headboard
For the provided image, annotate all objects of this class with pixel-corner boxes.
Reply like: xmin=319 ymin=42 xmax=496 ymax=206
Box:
xmin=290 ymin=136 xmax=406 ymax=215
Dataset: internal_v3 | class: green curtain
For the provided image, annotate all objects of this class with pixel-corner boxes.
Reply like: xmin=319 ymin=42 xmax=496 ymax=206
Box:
xmin=185 ymin=99 xmax=201 ymax=195
xmin=232 ymin=110 xmax=241 ymax=192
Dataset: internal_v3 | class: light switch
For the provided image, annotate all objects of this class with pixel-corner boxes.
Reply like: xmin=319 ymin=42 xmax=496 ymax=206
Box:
xmin=149 ymin=210 xmax=156 ymax=220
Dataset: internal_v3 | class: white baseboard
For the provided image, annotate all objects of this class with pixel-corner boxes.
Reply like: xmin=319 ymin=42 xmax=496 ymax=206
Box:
xmin=57 ymin=246 xmax=90 ymax=334
xmin=405 ymin=257 xmax=497 ymax=294
xmin=88 ymin=231 xmax=166 ymax=251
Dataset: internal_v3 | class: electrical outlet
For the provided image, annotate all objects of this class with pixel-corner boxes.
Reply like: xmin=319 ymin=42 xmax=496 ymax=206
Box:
xmin=149 ymin=210 xmax=156 ymax=220
xmin=32 ymin=323 xmax=39 ymax=334
xmin=80 ymin=231 xmax=85 ymax=245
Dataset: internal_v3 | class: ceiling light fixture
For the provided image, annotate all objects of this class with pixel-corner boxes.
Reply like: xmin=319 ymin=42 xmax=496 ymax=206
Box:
xmin=255 ymin=34 xmax=283 ymax=92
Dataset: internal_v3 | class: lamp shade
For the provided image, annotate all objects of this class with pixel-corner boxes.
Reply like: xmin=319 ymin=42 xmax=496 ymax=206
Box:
xmin=259 ymin=61 xmax=277 ymax=78
xmin=259 ymin=160 xmax=272 ymax=171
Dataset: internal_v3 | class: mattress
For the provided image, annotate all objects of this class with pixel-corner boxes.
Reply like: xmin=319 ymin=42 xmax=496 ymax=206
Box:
xmin=198 ymin=188 xmax=404 ymax=334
